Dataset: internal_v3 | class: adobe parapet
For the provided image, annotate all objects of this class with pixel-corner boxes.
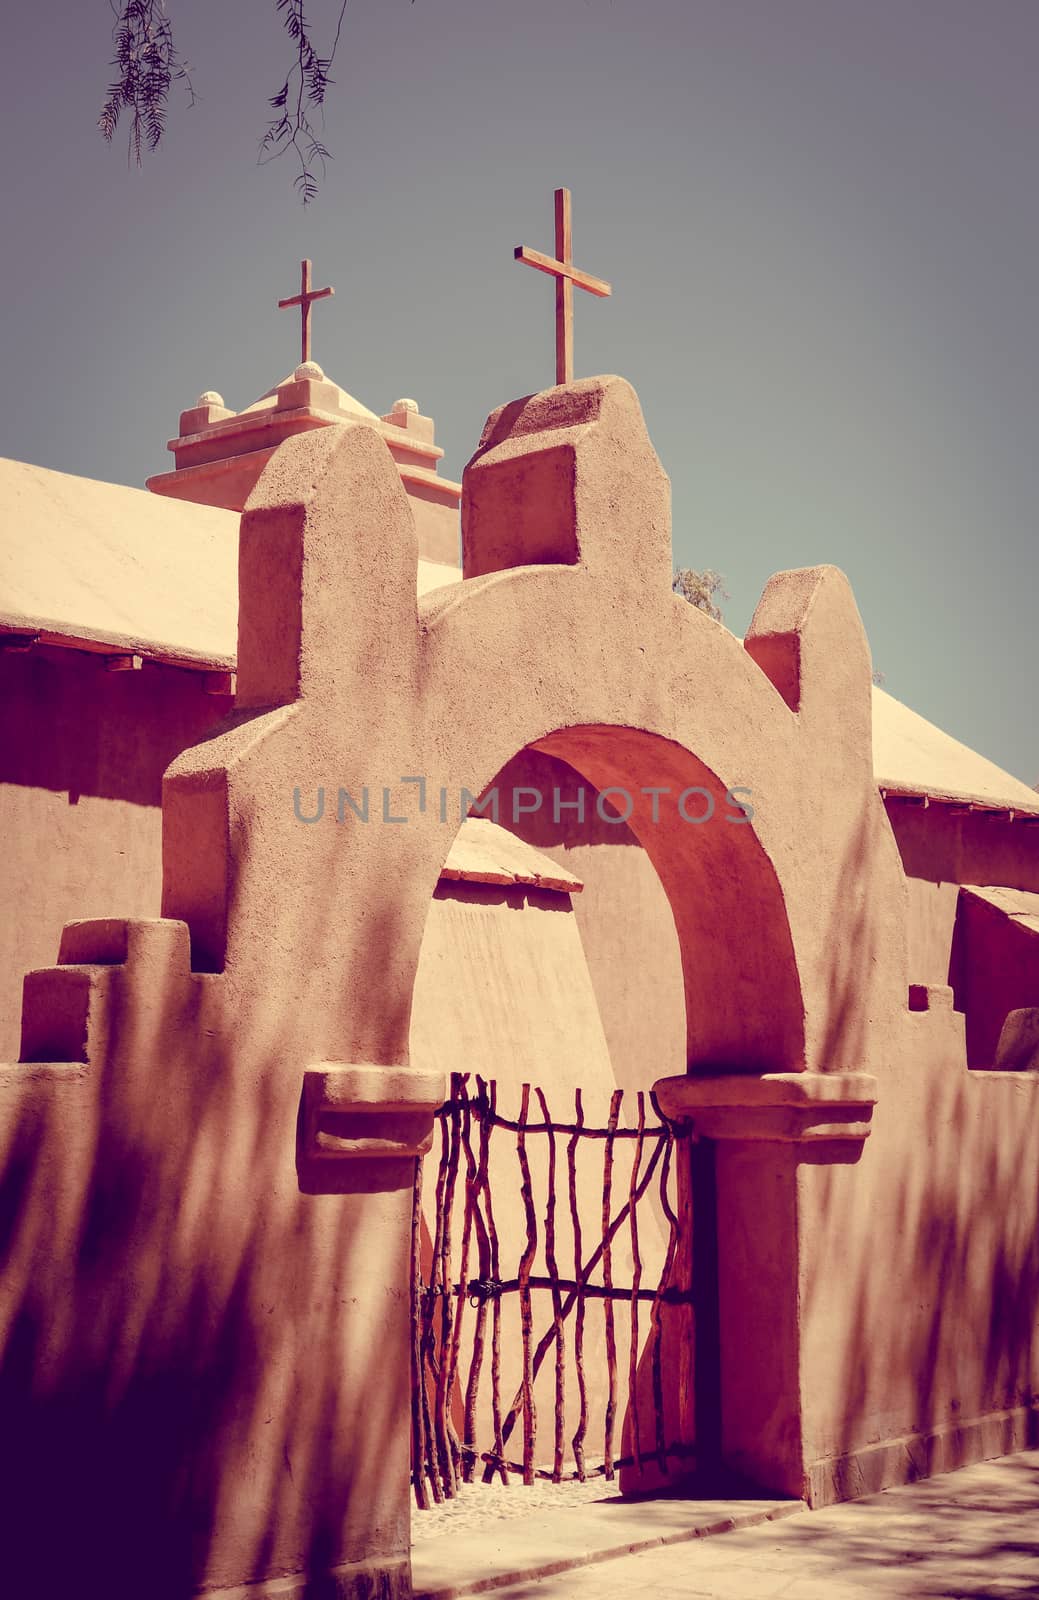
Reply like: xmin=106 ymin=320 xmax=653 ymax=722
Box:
xmin=147 ymin=363 xmax=462 ymax=567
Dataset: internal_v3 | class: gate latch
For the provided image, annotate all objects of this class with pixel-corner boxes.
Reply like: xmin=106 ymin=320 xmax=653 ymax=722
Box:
xmin=466 ymin=1277 xmax=505 ymax=1307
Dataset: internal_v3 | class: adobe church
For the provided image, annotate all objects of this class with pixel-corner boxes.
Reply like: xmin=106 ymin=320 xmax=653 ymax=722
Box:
xmin=1 ymin=218 xmax=1038 ymax=1600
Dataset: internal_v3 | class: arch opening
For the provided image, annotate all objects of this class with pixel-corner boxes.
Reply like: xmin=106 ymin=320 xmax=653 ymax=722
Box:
xmin=525 ymin=724 xmax=804 ymax=1075
xmin=406 ymin=723 xmax=806 ymax=1516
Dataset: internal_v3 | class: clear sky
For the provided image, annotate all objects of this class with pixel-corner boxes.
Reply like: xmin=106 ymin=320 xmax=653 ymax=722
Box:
xmin=1 ymin=1 xmax=1036 ymax=783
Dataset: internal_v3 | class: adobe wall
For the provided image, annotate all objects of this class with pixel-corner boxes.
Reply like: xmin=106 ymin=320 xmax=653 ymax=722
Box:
xmin=0 ymin=646 xmax=224 ymax=1061
xmin=483 ymin=749 xmax=687 ymax=1094
xmin=796 ymin=989 xmax=1039 ymax=1505
xmin=659 ymin=991 xmax=1039 ymax=1504
xmin=892 ymin=807 xmax=1039 ymax=1063
xmin=0 ymin=919 xmax=417 ymax=1600
xmin=888 ymin=800 xmax=1039 ymax=894
xmin=410 ymin=879 xmax=614 ymax=1092
xmin=902 ymin=877 xmax=960 ymax=987
xmin=408 ymin=485 xmax=461 ymax=568
xmin=950 ymin=890 xmax=1039 ymax=1067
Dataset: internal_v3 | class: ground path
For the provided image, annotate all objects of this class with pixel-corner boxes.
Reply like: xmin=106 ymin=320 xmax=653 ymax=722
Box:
xmin=411 ymin=1449 xmax=1039 ymax=1599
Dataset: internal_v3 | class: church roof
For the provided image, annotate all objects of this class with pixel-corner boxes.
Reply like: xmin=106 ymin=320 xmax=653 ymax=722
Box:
xmin=444 ymin=819 xmax=583 ymax=894
xmin=0 ymin=456 xmax=458 ymax=668
xmin=0 ymin=456 xmax=239 ymax=669
xmin=872 ymin=685 xmax=1039 ymax=815
xmin=2 ymin=455 xmax=1035 ymax=819
xmin=960 ymin=885 xmax=1039 ymax=924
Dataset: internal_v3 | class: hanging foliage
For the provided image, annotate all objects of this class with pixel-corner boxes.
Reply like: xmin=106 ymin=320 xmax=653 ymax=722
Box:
xmin=99 ymin=1 xmax=411 ymax=202
xmin=98 ymin=0 xmax=195 ymax=169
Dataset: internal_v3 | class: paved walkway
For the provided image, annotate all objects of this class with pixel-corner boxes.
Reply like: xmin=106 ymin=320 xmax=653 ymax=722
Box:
xmin=411 ymin=1450 xmax=1039 ymax=1600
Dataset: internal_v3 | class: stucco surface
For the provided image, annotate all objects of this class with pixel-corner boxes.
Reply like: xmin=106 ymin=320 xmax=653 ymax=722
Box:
xmin=903 ymin=877 xmax=960 ymax=987
xmin=796 ymin=990 xmax=1039 ymax=1503
xmin=481 ymin=748 xmax=687 ymax=1097
xmin=411 ymin=883 xmax=606 ymax=1089
xmin=147 ymin=364 xmax=463 ymax=569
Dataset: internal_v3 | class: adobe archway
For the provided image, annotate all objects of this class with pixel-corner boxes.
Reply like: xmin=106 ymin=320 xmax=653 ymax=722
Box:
xmin=407 ymin=715 xmax=807 ymax=1503
xmin=152 ymin=377 xmax=908 ymax=1588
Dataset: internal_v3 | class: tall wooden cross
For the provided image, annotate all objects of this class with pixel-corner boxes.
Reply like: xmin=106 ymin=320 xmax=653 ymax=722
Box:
xmin=515 ymin=188 xmax=612 ymax=386
xmin=278 ymin=259 xmax=335 ymax=366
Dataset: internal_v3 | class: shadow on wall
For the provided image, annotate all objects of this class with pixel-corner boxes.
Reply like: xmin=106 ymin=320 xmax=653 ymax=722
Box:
xmin=0 ymin=910 xmax=417 ymax=1597
xmin=800 ymin=1069 xmax=1039 ymax=1500
xmin=485 ymin=748 xmax=687 ymax=1097
xmin=0 ymin=648 xmax=222 ymax=807
xmin=797 ymin=783 xmax=1039 ymax=1502
xmin=0 ymin=650 xmax=228 ymax=1064
xmin=949 ymin=888 xmax=1039 ymax=1069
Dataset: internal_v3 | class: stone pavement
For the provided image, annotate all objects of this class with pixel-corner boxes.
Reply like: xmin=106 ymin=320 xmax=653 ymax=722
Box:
xmin=411 ymin=1450 xmax=1039 ymax=1600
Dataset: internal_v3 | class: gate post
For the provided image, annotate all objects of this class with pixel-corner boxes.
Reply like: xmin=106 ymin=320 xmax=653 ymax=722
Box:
xmin=654 ymin=1072 xmax=878 ymax=1498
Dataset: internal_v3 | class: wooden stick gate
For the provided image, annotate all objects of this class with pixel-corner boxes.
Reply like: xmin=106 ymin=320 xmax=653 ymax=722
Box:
xmin=410 ymin=1074 xmax=693 ymax=1506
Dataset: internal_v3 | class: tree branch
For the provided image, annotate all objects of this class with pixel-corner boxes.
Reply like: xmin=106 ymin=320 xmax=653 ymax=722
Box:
xmin=99 ymin=0 xmax=407 ymax=202
xmin=259 ymin=0 xmax=341 ymax=203
xmin=98 ymin=0 xmax=195 ymax=169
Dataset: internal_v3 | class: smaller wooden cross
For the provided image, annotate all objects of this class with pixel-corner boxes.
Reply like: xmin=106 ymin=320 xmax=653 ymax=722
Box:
xmin=515 ymin=188 xmax=612 ymax=386
xmin=278 ymin=259 xmax=335 ymax=366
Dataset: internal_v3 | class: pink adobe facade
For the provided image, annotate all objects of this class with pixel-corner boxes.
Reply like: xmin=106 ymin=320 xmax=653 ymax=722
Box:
xmin=0 ymin=374 xmax=1037 ymax=1598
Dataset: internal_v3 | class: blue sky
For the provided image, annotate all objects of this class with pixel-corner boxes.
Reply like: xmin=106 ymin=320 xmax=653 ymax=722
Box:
xmin=1 ymin=1 xmax=1037 ymax=782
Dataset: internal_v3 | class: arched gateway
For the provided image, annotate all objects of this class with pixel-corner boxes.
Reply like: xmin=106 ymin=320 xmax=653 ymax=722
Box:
xmin=4 ymin=376 xmax=911 ymax=1599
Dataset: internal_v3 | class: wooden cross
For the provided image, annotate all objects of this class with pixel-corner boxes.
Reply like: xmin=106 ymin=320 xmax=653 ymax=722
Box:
xmin=278 ymin=258 xmax=335 ymax=366
xmin=515 ymin=188 xmax=612 ymax=386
